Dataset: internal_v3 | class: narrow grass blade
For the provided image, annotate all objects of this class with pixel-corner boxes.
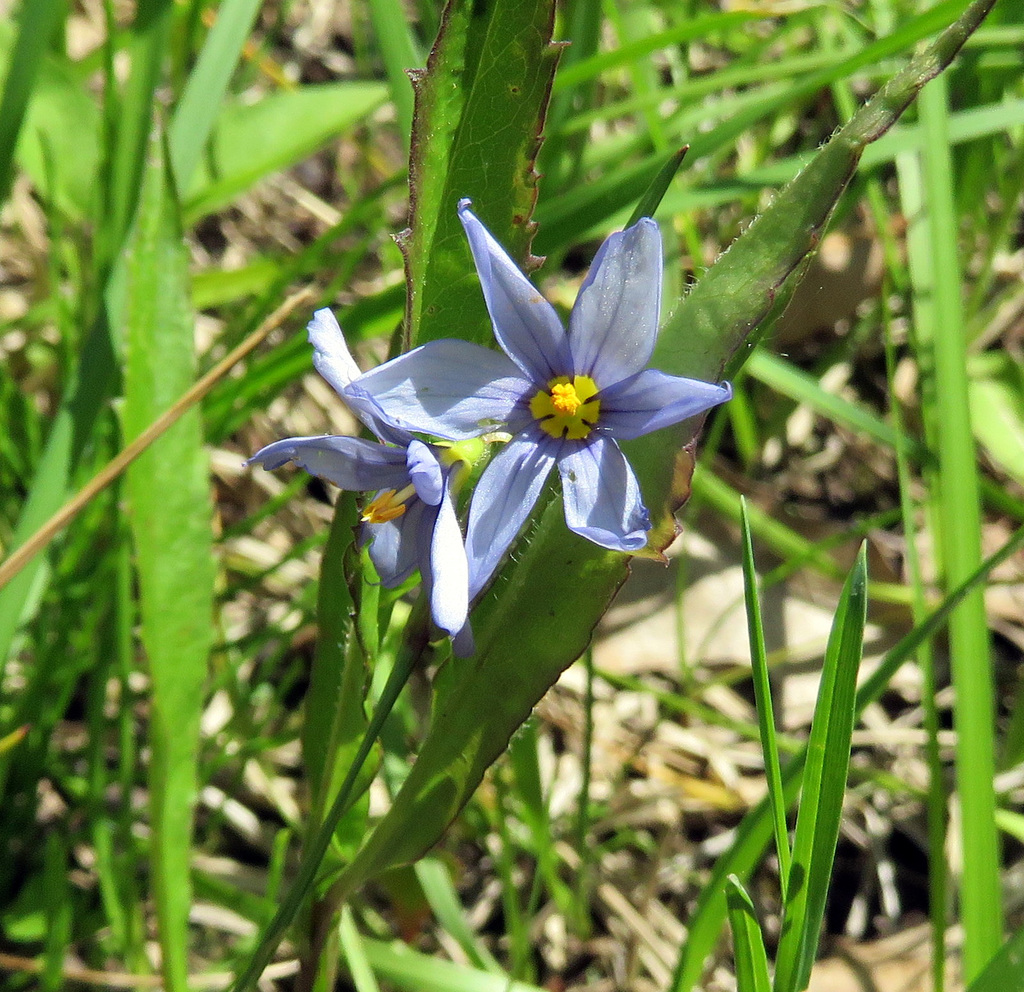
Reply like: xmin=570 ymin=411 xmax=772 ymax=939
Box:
xmin=669 ymin=526 xmax=1024 ymax=992
xmin=360 ymin=937 xmax=550 ymax=992
xmin=739 ymin=498 xmax=790 ymax=896
xmin=774 ymin=544 xmax=868 ymax=992
xmin=168 ymin=0 xmax=264 ymax=189
xmin=368 ymin=0 xmax=422 ymax=148
xmin=184 ymin=82 xmax=387 ymax=217
xmin=414 ymin=859 xmax=504 ymax=975
xmin=0 ymin=0 xmax=65 ymax=203
xmin=725 ymin=876 xmax=771 ymax=992
xmin=918 ymin=73 xmax=1002 ymax=981
xmin=339 ymin=905 xmax=382 ymax=992
xmin=626 ymin=145 xmax=688 ymax=226
xmin=116 ymin=131 xmax=215 ymax=992
xmin=302 ymin=494 xmax=376 ymax=860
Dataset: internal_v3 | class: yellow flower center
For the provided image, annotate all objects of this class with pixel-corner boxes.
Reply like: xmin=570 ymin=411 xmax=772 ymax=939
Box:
xmin=529 ymin=375 xmax=601 ymax=440
xmin=362 ymin=484 xmax=416 ymax=524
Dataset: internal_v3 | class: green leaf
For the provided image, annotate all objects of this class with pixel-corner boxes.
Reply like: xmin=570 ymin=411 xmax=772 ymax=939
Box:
xmin=965 ymin=923 xmax=1024 ymax=992
xmin=774 ymin=545 xmax=868 ymax=992
xmin=302 ymin=494 xmax=377 ymax=863
xmin=740 ymin=499 xmax=791 ymax=897
xmin=168 ymin=0 xmax=265 ymax=191
xmin=0 ymin=0 xmax=67 ymax=204
xmin=184 ymin=83 xmax=388 ymax=219
xmin=725 ymin=876 xmax=772 ymax=992
xmin=360 ymin=936 xmax=549 ymax=992
xmin=10 ymin=45 xmax=101 ymax=219
xmin=115 ymin=131 xmax=215 ymax=992
xmin=969 ymin=350 xmax=1024 ymax=486
xmin=401 ymin=0 xmax=561 ymax=349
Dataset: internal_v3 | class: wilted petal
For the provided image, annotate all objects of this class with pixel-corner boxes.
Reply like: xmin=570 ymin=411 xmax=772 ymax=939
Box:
xmin=247 ymin=435 xmax=408 ymax=491
xmin=353 ymin=339 xmax=529 ymax=440
xmin=568 ymin=218 xmax=662 ymax=385
xmin=459 ymin=199 xmax=569 ymax=383
xmin=367 ymin=501 xmax=424 ymax=587
xmin=559 ymin=437 xmax=649 ymax=551
xmin=308 ymin=308 xmax=362 ymax=395
xmin=406 ymin=439 xmax=444 ymax=506
xmin=599 ymin=369 xmax=732 ymax=440
xmin=428 ymin=482 xmax=469 ymax=639
xmin=464 ymin=435 xmax=558 ymax=599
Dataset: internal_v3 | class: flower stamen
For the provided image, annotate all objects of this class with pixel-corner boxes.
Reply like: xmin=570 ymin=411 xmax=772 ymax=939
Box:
xmin=530 ymin=375 xmax=601 ymax=440
xmin=362 ymin=484 xmax=416 ymax=524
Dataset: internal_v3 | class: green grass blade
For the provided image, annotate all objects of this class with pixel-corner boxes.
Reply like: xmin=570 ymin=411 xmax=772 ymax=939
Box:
xmin=115 ymin=131 xmax=215 ymax=992
xmin=302 ymin=494 xmax=376 ymax=859
xmin=918 ymin=73 xmax=1002 ymax=981
xmin=183 ymin=82 xmax=387 ymax=217
xmin=368 ymin=0 xmax=422 ymax=148
xmin=739 ymin=498 xmax=791 ymax=897
xmin=360 ymin=937 xmax=550 ymax=992
xmin=414 ymin=859 xmax=504 ymax=975
xmin=670 ymin=525 xmax=1024 ymax=992
xmin=339 ymin=905 xmax=382 ymax=992
xmin=168 ymin=0 xmax=264 ymax=190
xmin=774 ymin=544 xmax=868 ymax=992
xmin=725 ymin=876 xmax=771 ymax=992
xmin=0 ymin=0 xmax=64 ymax=203
xmin=626 ymin=145 xmax=689 ymax=226
xmin=100 ymin=0 xmax=174 ymax=259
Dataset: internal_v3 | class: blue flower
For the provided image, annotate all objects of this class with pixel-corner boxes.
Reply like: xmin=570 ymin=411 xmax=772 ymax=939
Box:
xmin=248 ymin=309 xmax=472 ymax=653
xmin=346 ymin=201 xmax=732 ymax=599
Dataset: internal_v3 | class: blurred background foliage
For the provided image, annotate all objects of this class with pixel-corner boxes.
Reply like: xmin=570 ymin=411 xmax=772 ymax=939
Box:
xmin=0 ymin=0 xmax=1022 ymax=990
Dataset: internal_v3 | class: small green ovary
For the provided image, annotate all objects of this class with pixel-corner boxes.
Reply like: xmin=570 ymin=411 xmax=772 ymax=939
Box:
xmin=529 ymin=375 xmax=601 ymax=440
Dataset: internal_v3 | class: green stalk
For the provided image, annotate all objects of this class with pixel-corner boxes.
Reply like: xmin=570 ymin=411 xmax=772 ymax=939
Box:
xmin=918 ymin=73 xmax=1002 ymax=980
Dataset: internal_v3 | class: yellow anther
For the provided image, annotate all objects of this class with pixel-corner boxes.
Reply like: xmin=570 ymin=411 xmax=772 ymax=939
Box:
xmin=529 ymin=375 xmax=601 ymax=440
xmin=550 ymin=382 xmax=581 ymax=415
xmin=362 ymin=484 xmax=416 ymax=524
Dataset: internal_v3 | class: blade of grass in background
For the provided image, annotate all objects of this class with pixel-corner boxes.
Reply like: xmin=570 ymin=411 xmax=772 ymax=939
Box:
xmin=883 ymin=296 xmax=949 ymax=992
xmin=774 ymin=544 xmax=867 ymax=992
xmin=368 ymin=0 xmax=423 ymax=149
xmin=725 ymin=876 xmax=771 ymax=992
xmin=739 ymin=498 xmax=791 ymax=897
xmin=0 ymin=0 xmax=65 ymax=203
xmin=115 ymin=132 xmax=215 ymax=992
xmin=168 ymin=0 xmax=265 ymax=191
xmin=917 ymin=73 xmax=1002 ymax=982
xmin=670 ymin=524 xmax=1024 ymax=992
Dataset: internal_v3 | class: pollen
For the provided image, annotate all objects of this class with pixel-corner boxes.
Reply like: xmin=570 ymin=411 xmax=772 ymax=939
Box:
xmin=530 ymin=375 xmax=601 ymax=440
xmin=362 ymin=488 xmax=409 ymax=524
xmin=550 ymin=382 xmax=582 ymax=415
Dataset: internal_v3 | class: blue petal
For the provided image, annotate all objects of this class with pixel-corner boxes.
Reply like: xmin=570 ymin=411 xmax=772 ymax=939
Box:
xmin=428 ymin=481 xmax=469 ymax=639
xmin=247 ymin=435 xmax=409 ymax=491
xmin=308 ymin=308 xmax=361 ymax=395
xmin=367 ymin=500 xmax=425 ymax=587
xmin=599 ymin=369 xmax=732 ymax=440
xmin=464 ymin=435 xmax=557 ymax=599
xmin=459 ymin=199 xmax=569 ymax=383
xmin=352 ymin=339 xmax=529 ymax=441
xmin=568 ymin=217 xmax=662 ymax=385
xmin=558 ymin=437 xmax=650 ymax=551
xmin=407 ymin=440 xmax=444 ymax=506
